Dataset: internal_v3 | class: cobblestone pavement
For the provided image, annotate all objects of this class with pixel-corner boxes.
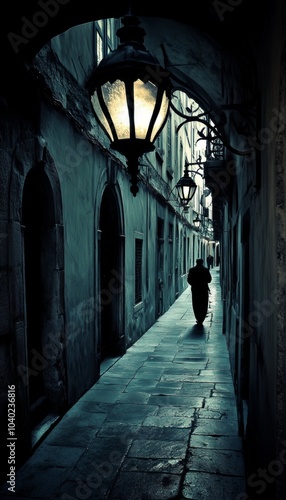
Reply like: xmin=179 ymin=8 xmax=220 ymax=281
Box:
xmin=1 ymin=268 xmax=247 ymax=499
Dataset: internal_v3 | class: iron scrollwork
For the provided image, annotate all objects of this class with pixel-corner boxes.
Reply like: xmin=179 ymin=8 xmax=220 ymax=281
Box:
xmin=170 ymin=87 xmax=254 ymax=158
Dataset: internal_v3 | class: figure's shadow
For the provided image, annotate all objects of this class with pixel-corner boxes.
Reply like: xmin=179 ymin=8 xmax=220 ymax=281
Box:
xmin=185 ymin=324 xmax=207 ymax=339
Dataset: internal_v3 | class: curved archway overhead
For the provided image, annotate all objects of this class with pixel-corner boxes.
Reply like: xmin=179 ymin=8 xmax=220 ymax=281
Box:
xmin=33 ymin=14 xmax=256 ymax=163
xmin=1 ymin=0 xmax=259 ymax=64
xmin=3 ymin=5 xmax=257 ymax=172
xmin=2 ymin=0 xmax=260 ymax=92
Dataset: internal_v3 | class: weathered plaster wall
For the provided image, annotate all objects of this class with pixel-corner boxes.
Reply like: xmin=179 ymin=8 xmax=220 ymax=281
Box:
xmin=219 ymin=1 xmax=286 ymax=497
xmin=0 ymin=100 xmax=38 ymax=470
xmin=245 ymin=3 xmax=284 ymax=491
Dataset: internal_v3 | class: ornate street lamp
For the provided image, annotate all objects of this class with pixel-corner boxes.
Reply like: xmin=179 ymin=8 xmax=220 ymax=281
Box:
xmin=87 ymin=15 xmax=172 ymax=196
xmin=175 ymin=160 xmax=204 ymax=207
xmin=175 ymin=171 xmax=197 ymax=207
xmin=193 ymin=214 xmax=201 ymax=228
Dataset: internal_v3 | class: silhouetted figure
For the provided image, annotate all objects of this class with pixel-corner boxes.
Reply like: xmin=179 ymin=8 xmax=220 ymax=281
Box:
xmin=207 ymin=254 xmax=214 ymax=270
xmin=187 ymin=258 xmax=212 ymax=326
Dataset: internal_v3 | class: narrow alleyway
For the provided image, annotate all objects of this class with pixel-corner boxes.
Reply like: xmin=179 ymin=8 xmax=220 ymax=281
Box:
xmin=1 ymin=268 xmax=246 ymax=500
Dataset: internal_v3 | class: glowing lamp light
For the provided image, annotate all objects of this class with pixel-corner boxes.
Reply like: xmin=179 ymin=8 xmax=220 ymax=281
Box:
xmin=193 ymin=214 xmax=201 ymax=228
xmin=175 ymin=172 xmax=197 ymax=207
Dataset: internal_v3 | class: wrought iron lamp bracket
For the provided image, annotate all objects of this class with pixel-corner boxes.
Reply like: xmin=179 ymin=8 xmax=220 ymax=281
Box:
xmin=184 ymin=165 xmax=204 ymax=179
xmin=170 ymin=87 xmax=254 ymax=157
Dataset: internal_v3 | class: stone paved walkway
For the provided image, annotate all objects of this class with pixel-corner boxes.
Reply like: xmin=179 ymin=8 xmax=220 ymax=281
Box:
xmin=1 ymin=268 xmax=247 ymax=499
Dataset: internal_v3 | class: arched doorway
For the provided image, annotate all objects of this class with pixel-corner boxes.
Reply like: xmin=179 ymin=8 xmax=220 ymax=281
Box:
xmin=22 ymin=168 xmax=55 ymax=427
xmin=22 ymin=166 xmax=66 ymax=434
xmin=99 ymin=186 xmax=125 ymax=362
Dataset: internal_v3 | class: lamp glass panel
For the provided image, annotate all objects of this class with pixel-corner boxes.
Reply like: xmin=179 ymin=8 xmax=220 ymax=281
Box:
xmin=134 ymin=80 xmax=157 ymax=139
xmin=177 ymin=184 xmax=196 ymax=205
xmin=102 ymin=80 xmax=130 ymax=140
xmin=177 ymin=186 xmax=188 ymax=206
xmin=182 ymin=185 xmax=191 ymax=204
xmin=91 ymin=78 xmax=170 ymax=146
xmin=151 ymin=92 xmax=169 ymax=141
xmin=91 ymin=92 xmax=113 ymax=141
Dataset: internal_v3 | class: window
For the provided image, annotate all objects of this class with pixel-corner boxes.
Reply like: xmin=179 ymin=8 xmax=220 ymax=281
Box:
xmin=107 ymin=18 xmax=112 ymax=42
xmin=135 ymin=238 xmax=143 ymax=304
xmin=168 ymin=222 xmax=173 ymax=284
xmin=183 ymin=234 xmax=187 ymax=274
xmin=96 ymin=31 xmax=103 ymax=63
xmin=97 ymin=19 xmax=104 ymax=31
xmin=96 ymin=18 xmax=118 ymax=63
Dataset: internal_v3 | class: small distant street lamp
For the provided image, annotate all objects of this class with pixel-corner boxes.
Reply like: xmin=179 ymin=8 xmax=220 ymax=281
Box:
xmin=175 ymin=171 xmax=197 ymax=207
xmin=193 ymin=214 xmax=201 ymax=228
xmin=175 ymin=160 xmax=204 ymax=207
xmin=87 ymin=15 xmax=172 ymax=196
